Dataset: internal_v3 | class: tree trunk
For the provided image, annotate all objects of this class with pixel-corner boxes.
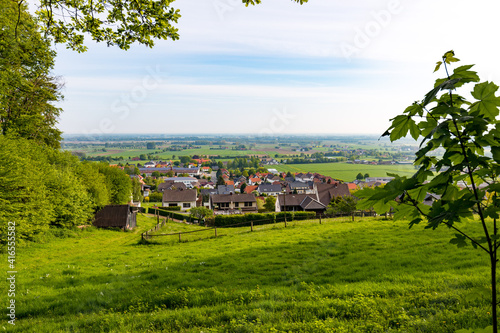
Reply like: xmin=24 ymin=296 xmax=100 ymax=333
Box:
xmin=492 ymin=252 xmax=498 ymax=333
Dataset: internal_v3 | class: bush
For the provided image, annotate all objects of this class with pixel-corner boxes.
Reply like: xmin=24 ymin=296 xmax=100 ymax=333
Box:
xmin=206 ymin=211 xmax=316 ymax=227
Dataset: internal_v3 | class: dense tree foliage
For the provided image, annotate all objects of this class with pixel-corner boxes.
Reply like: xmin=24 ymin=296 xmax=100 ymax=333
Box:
xmin=327 ymin=196 xmax=357 ymax=217
xmin=0 ymin=136 xmax=132 ymax=241
xmin=264 ymin=196 xmax=276 ymax=212
xmin=0 ymin=0 xmax=63 ymax=148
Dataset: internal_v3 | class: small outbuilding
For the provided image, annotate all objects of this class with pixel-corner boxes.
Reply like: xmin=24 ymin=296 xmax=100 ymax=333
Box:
xmin=93 ymin=205 xmax=137 ymax=230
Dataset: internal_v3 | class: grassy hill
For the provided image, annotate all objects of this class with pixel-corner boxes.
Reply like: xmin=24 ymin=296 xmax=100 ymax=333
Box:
xmin=4 ymin=215 xmax=493 ymax=332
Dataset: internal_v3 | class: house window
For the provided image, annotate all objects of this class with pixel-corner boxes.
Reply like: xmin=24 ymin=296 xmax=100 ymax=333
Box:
xmin=169 ymin=203 xmax=178 ymax=207
xmin=183 ymin=203 xmax=191 ymax=208
xmin=234 ymin=202 xmax=239 ymax=207
xmin=244 ymin=202 xmax=252 ymax=207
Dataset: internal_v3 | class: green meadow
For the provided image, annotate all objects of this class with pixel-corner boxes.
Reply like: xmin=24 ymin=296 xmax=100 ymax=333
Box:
xmin=3 ymin=215 xmax=494 ymax=332
xmin=270 ymin=163 xmax=417 ymax=182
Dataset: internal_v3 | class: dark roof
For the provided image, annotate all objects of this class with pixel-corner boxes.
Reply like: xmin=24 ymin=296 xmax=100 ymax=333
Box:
xmin=172 ymin=167 xmax=199 ymax=173
xmin=300 ymin=196 xmax=326 ymax=210
xmin=211 ymin=193 xmax=256 ymax=203
xmin=258 ymin=183 xmax=282 ymax=193
xmin=289 ymin=182 xmax=310 ymax=189
xmin=93 ymin=205 xmax=134 ymax=228
xmin=200 ymin=189 xmax=218 ymax=196
xmin=139 ymin=167 xmax=172 ymax=173
xmin=217 ymin=185 xmax=235 ymax=194
xmin=158 ymin=181 xmax=187 ymax=191
xmin=316 ymin=183 xmax=351 ymax=206
xmin=162 ymin=189 xmax=197 ymax=202
xmin=277 ymin=194 xmax=317 ymax=207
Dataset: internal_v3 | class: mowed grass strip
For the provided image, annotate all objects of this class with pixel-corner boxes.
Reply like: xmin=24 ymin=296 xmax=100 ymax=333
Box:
xmin=6 ymin=216 xmax=493 ymax=332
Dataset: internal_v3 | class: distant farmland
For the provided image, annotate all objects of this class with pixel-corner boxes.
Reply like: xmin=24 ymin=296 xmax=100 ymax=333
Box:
xmin=269 ymin=162 xmax=416 ymax=182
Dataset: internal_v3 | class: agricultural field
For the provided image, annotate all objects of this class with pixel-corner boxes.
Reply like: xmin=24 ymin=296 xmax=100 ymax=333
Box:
xmin=4 ymin=214 xmax=494 ymax=332
xmin=270 ymin=163 xmax=417 ymax=182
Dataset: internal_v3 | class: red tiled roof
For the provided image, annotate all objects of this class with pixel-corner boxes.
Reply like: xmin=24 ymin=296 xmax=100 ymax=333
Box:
xmin=347 ymin=183 xmax=358 ymax=190
xmin=244 ymin=185 xmax=258 ymax=194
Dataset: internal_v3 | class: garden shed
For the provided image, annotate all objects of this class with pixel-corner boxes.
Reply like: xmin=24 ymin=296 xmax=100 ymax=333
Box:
xmin=93 ymin=205 xmax=137 ymax=230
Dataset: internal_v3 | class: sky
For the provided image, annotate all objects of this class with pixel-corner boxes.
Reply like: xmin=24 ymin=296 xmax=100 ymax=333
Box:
xmin=51 ymin=0 xmax=500 ymax=136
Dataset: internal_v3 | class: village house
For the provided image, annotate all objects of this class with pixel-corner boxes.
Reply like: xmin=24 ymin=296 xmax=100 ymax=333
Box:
xmin=257 ymin=183 xmax=283 ymax=196
xmin=315 ymin=182 xmax=351 ymax=207
xmin=287 ymin=181 xmax=312 ymax=194
xmin=210 ymin=193 xmax=258 ymax=214
xmin=162 ymin=188 xmax=197 ymax=211
xmin=171 ymin=166 xmax=200 ymax=177
xmin=275 ymin=194 xmax=326 ymax=215
xmin=162 ymin=177 xmax=198 ymax=188
xmin=248 ymin=177 xmax=263 ymax=185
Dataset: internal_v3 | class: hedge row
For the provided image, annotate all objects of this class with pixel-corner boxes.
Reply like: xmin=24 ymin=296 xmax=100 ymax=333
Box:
xmin=147 ymin=208 xmax=199 ymax=223
xmin=205 ymin=211 xmax=316 ymax=227
xmin=157 ymin=206 xmax=181 ymax=211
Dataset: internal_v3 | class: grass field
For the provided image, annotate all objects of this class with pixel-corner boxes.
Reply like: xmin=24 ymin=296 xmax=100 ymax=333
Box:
xmin=269 ymin=163 xmax=417 ymax=182
xmin=3 ymin=214 xmax=494 ymax=332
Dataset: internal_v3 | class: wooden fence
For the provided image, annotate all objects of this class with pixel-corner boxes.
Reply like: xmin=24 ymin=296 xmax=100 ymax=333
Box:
xmin=141 ymin=210 xmax=384 ymax=244
xmin=143 ymin=214 xmax=326 ymax=243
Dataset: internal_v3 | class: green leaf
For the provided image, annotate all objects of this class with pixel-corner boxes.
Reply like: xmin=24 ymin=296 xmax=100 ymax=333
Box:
xmin=491 ymin=147 xmax=500 ymax=163
xmin=389 ymin=115 xmax=420 ymax=141
xmin=453 ymin=65 xmax=480 ymax=85
xmin=450 ymin=233 xmax=467 ymax=248
xmin=443 ymin=50 xmax=459 ymax=64
xmin=434 ymin=61 xmax=442 ymax=73
xmin=403 ymin=103 xmax=424 ymax=116
xmin=393 ymin=204 xmax=420 ymax=221
xmin=469 ymin=81 xmax=500 ymax=119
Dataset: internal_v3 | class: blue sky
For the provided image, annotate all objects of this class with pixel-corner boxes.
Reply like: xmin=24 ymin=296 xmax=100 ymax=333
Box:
xmin=52 ymin=0 xmax=500 ymax=135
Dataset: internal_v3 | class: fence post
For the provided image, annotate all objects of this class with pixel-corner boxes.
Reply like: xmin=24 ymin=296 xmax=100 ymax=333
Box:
xmin=319 ymin=214 xmax=322 ymax=224
xmin=251 ymin=221 xmax=254 ymax=232
xmin=214 ymin=226 xmax=217 ymax=238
